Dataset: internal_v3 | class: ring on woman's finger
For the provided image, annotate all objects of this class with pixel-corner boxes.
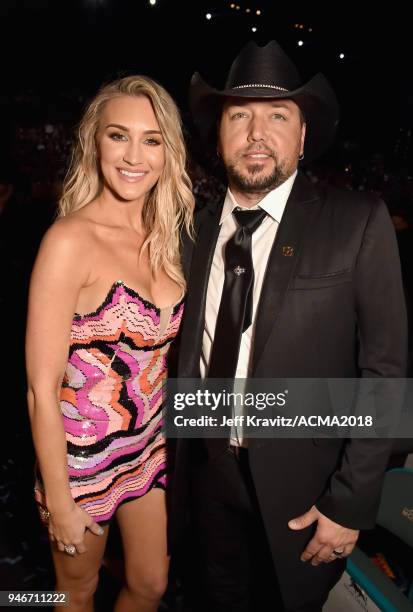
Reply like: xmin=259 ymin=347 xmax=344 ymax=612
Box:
xmin=63 ymin=544 xmax=76 ymax=555
xmin=332 ymin=549 xmax=344 ymax=557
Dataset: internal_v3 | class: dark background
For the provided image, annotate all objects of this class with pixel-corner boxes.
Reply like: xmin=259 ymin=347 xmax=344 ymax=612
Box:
xmin=1 ymin=0 xmax=412 ymax=157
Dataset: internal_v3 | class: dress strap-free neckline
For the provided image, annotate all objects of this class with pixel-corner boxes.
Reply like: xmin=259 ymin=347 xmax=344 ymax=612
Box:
xmin=73 ymin=280 xmax=184 ymax=320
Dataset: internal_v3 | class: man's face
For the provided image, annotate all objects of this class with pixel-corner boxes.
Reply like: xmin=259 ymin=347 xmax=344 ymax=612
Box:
xmin=218 ymin=97 xmax=306 ymax=195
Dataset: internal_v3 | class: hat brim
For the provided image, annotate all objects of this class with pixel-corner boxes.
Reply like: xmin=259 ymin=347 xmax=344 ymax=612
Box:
xmin=189 ymin=72 xmax=339 ymax=163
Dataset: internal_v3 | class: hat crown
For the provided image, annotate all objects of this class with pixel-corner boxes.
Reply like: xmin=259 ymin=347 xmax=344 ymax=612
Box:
xmin=225 ymin=41 xmax=301 ymax=92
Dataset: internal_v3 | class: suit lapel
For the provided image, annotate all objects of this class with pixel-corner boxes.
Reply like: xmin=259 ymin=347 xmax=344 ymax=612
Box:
xmin=251 ymin=173 xmax=320 ymax=373
xmin=178 ymin=202 xmax=223 ymax=377
xmin=180 ymin=227 xmax=194 ymax=282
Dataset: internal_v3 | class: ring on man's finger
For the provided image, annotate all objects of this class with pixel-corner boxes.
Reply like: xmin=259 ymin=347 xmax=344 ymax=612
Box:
xmin=63 ymin=544 xmax=76 ymax=555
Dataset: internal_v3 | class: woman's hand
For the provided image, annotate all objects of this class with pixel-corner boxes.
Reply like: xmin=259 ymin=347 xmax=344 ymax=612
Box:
xmin=48 ymin=503 xmax=104 ymax=555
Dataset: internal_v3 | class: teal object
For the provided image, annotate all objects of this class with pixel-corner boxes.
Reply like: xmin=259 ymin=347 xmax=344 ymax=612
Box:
xmin=347 ymin=468 xmax=413 ymax=611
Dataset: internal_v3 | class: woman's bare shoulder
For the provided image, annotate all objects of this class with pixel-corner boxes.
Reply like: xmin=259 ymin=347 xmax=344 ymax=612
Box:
xmin=30 ymin=216 xmax=98 ymax=293
xmin=40 ymin=214 xmax=97 ymax=257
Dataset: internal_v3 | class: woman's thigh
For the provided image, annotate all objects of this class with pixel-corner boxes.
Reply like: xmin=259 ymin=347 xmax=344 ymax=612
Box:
xmin=51 ymin=524 xmax=109 ymax=587
xmin=116 ymin=489 xmax=169 ymax=587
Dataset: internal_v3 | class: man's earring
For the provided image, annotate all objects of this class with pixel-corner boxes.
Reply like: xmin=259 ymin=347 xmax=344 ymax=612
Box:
xmin=216 ymin=149 xmax=221 ymax=158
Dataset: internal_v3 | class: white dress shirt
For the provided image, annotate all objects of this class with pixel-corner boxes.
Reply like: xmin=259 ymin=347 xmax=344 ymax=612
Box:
xmin=200 ymin=171 xmax=297 ymax=445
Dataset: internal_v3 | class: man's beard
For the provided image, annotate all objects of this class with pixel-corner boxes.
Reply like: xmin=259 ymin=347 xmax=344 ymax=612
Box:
xmin=226 ymin=155 xmax=293 ymax=194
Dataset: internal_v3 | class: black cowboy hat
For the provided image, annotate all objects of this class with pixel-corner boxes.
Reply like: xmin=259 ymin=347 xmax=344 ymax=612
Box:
xmin=189 ymin=40 xmax=339 ymax=163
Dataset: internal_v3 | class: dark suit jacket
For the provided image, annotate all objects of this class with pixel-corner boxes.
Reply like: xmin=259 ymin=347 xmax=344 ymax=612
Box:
xmin=168 ymin=172 xmax=408 ymax=607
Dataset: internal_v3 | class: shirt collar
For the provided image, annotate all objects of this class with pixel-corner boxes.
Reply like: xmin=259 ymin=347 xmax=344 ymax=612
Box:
xmin=220 ymin=170 xmax=297 ymax=225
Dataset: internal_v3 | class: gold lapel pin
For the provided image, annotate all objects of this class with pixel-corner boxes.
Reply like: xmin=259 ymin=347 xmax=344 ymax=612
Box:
xmin=282 ymin=246 xmax=294 ymax=257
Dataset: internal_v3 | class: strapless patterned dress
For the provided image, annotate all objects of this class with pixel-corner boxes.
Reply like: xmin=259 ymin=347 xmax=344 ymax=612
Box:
xmin=35 ymin=280 xmax=184 ymax=524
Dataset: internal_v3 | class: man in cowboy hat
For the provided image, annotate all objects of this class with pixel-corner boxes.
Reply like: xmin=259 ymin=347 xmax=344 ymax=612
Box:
xmin=169 ymin=40 xmax=407 ymax=611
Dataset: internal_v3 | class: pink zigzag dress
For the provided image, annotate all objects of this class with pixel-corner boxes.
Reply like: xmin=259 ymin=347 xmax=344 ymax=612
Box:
xmin=35 ymin=280 xmax=184 ymax=524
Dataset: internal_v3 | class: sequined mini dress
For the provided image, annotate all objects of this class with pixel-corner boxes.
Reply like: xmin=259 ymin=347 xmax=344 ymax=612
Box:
xmin=35 ymin=281 xmax=184 ymax=524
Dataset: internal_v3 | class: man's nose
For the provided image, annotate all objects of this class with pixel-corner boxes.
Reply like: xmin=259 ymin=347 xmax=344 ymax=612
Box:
xmin=247 ymin=116 xmax=266 ymax=142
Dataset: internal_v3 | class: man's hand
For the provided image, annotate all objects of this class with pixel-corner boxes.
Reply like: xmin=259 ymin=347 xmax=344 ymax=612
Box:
xmin=288 ymin=505 xmax=359 ymax=566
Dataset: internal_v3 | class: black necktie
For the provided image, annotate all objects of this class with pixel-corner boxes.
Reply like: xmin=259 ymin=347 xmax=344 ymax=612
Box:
xmin=208 ymin=207 xmax=267 ymax=379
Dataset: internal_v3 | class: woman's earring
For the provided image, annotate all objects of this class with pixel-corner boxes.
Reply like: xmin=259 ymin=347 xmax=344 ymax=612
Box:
xmin=299 ymin=153 xmax=304 ymax=161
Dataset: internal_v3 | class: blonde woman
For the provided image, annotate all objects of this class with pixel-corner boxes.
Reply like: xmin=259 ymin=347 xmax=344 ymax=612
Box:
xmin=26 ymin=76 xmax=194 ymax=612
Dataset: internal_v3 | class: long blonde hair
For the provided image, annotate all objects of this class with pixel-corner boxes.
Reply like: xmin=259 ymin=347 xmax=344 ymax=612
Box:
xmin=59 ymin=75 xmax=194 ymax=289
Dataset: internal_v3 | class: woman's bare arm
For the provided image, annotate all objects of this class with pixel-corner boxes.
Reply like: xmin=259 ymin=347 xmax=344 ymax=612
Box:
xmin=26 ymin=218 xmax=102 ymax=552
